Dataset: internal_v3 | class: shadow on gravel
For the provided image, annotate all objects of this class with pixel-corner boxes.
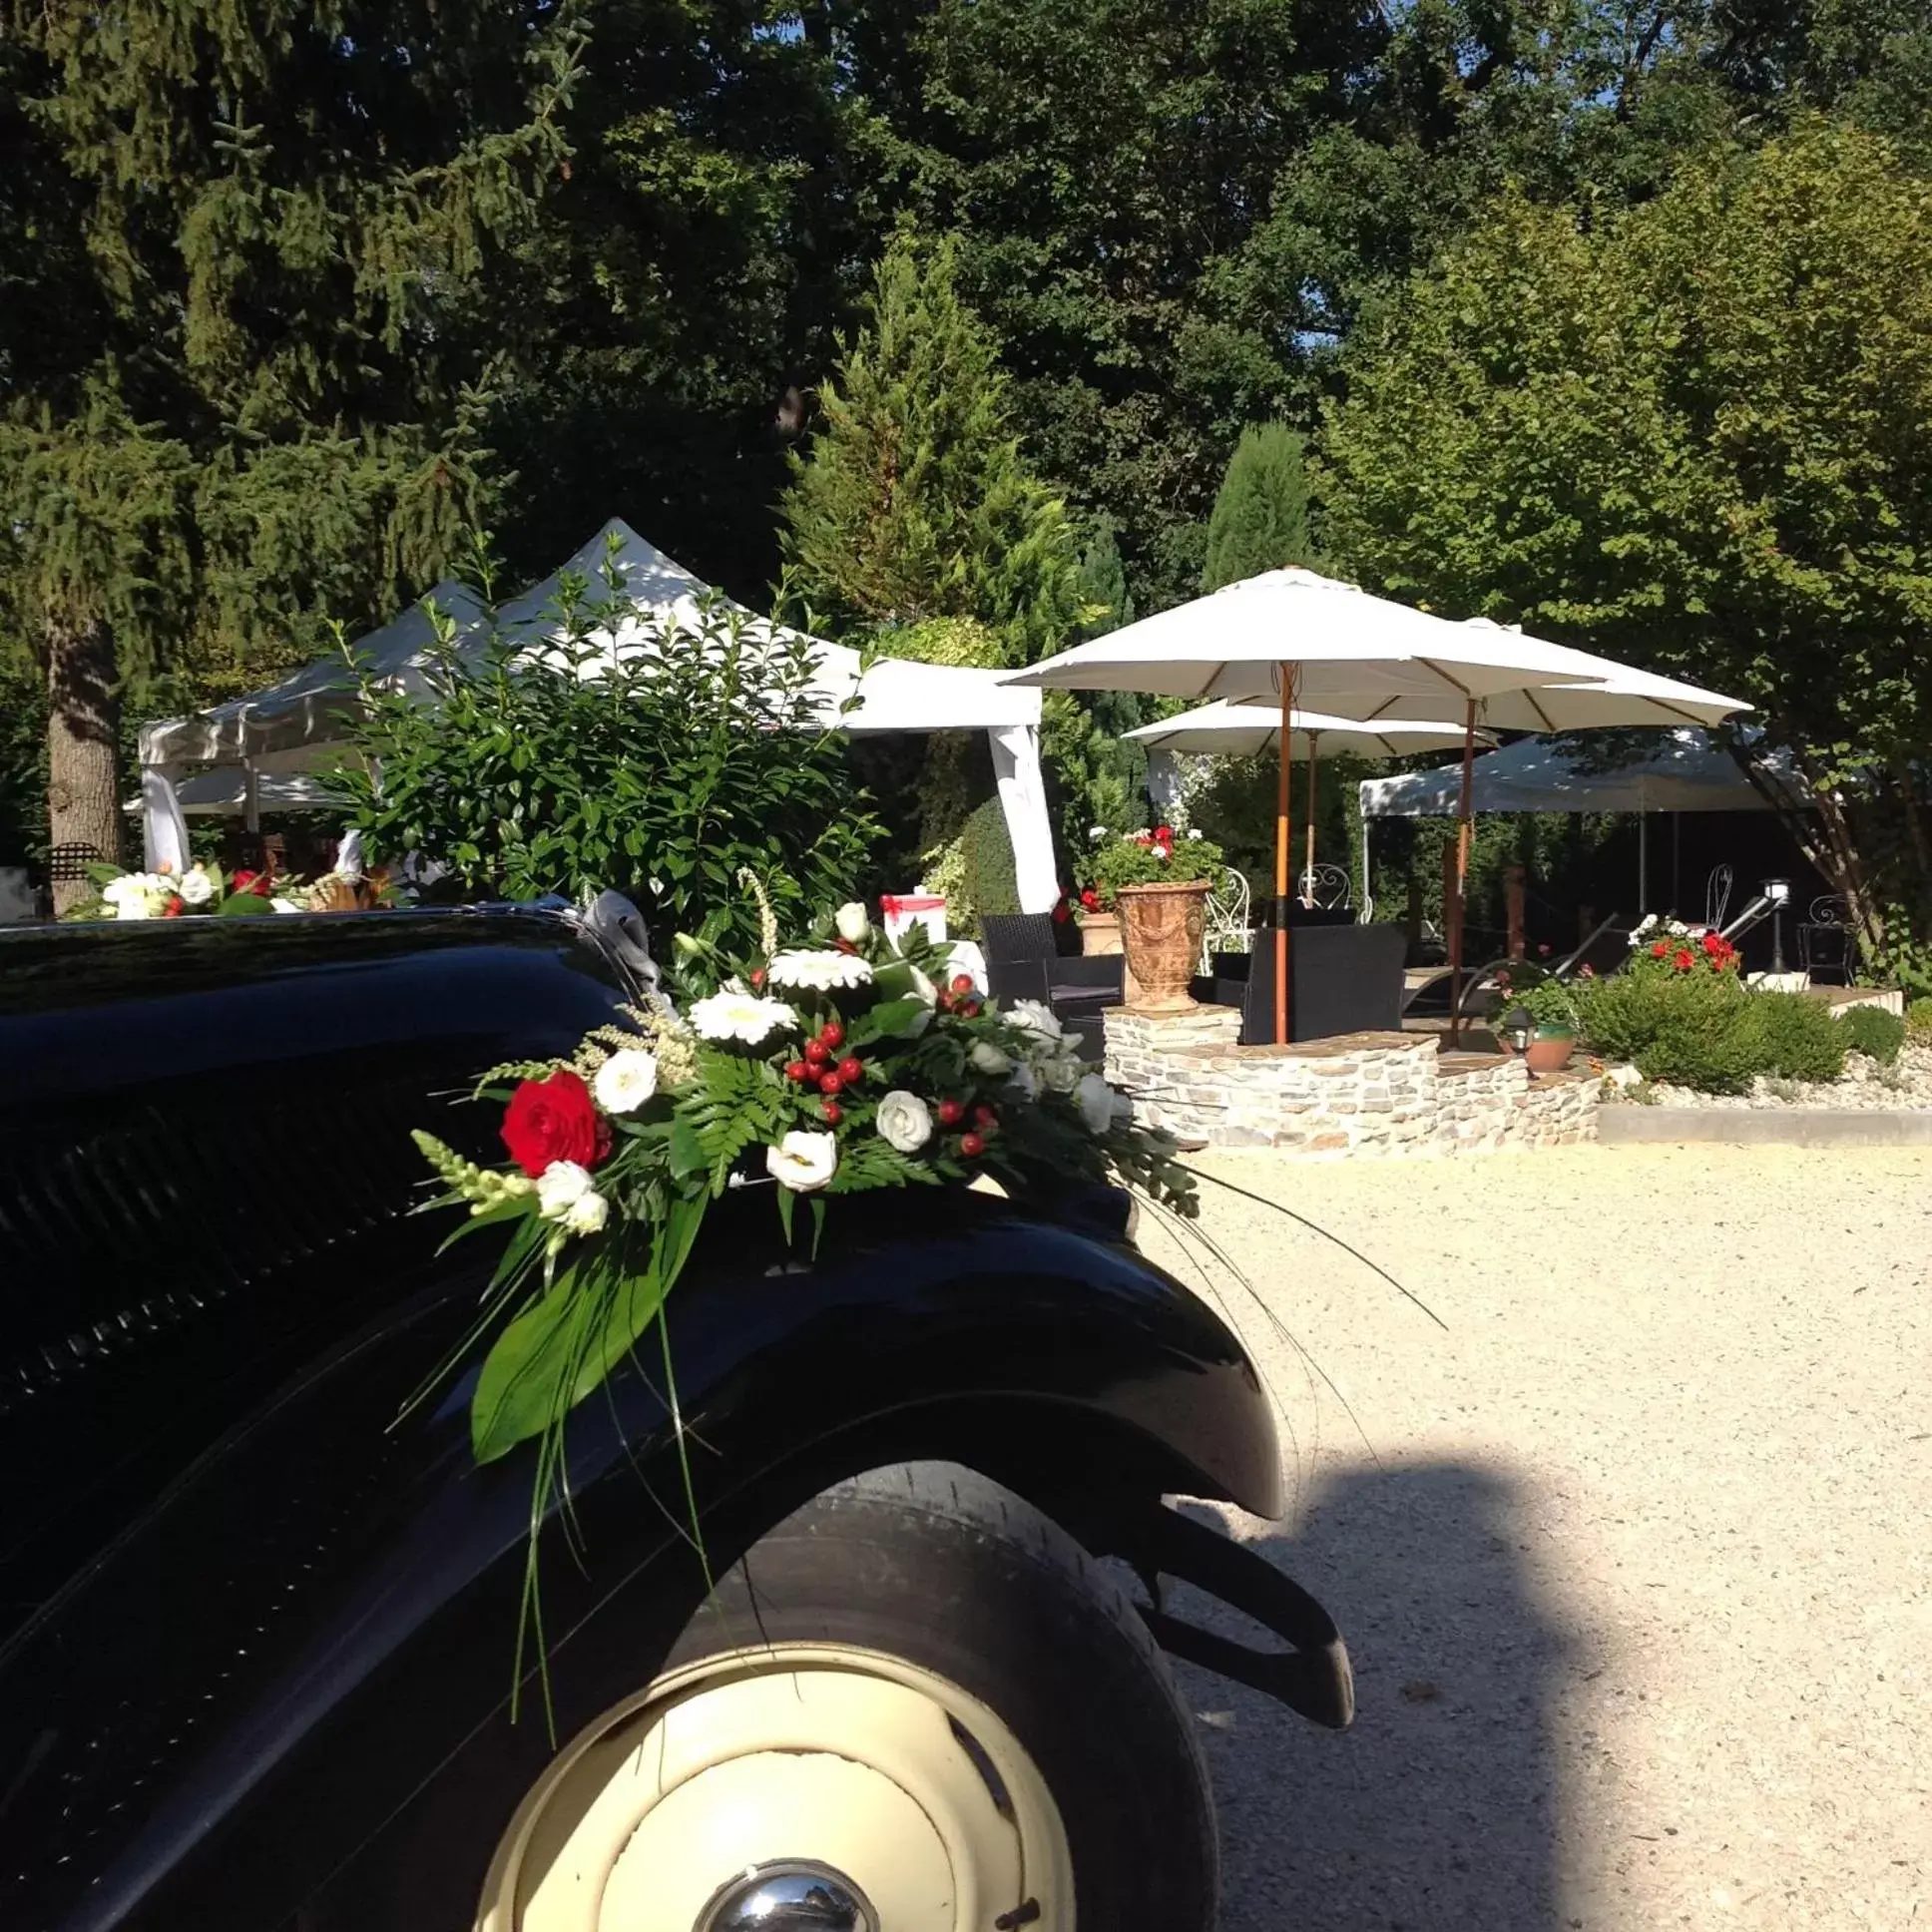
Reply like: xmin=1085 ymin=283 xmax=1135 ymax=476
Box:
xmin=1170 ymin=1462 xmax=1587 ymax=1932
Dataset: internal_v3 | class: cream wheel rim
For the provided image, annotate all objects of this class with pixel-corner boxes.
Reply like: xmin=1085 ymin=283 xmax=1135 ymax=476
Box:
xmin=475 ymin=1642 xmax=1076 ymax=1931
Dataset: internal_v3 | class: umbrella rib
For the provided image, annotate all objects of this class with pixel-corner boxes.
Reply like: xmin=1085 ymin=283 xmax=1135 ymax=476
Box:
xmin=1417 ymin=658 xmax=1474 ymax=700
xmin=1525 ymin=688 xmax=1558 ymax=733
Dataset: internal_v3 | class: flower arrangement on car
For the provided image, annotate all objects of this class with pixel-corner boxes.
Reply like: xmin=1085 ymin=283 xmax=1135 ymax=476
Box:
xmin=69 ymin=857 xmax=396 ymax=919
xmin=410 ymin=881 xmax=1198 ymax=1475
xmin=1075 ymin=825 xmax=1225 ymax=912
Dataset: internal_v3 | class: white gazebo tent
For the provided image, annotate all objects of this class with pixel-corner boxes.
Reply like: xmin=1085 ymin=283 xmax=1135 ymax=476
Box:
xmin=137 ymin=520 xmax=1060 ymax=912
xmin=1358 ymin=728 xmax=1801 ymax=915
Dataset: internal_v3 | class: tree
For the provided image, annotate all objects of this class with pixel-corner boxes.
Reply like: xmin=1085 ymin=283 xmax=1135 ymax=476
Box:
xmin=1203 ymin=424 xmax=1317 ymax=591
xmin=2 ymin=0 xmax=585 ymax=900
xmin=1320 ymin=119 xmax=1932 ymax=970
xmin=778 ymin=232 xmax=1086 ymax=665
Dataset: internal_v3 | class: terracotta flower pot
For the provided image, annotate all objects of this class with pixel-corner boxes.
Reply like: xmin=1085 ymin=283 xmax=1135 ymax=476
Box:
xmin=1078 ymin=911 xmax=1123 ymax=956
xmin=1525 ymin=1025 xmax=1576 ymax=1074
xmin=1115 ymin=880 xmax=1211 ymax=1014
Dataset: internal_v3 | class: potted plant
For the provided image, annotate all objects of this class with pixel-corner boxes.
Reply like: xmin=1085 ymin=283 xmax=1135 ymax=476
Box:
xmin=1081 ymin=827 xmax=1224 ymax=1013
xmin=1072 ymin=884 xmax=1123 ymax=955
xmin=1495 ymin=966 xmax=1583 ymax=1072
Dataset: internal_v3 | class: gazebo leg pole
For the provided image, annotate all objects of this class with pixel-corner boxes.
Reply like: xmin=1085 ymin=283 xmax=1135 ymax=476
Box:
xmin=1449 ymin=699 xmax=1476 ymax=1048
xmin=1304 ymin=731 xmax=1319 ymax=904
xmin=1273 ymin=666 xmax=1298 ymax=1045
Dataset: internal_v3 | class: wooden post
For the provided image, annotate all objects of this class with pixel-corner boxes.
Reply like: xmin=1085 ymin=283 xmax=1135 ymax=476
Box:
xmin=1448 ymin=697 xmax=1477 ymax=1045
xmin=1303 ymin=732 xmax=1319 ymax=902
xmin=1272 ymin=666 xmax=1298 ymax=1044
xmin=1505 ymin=864 xmax=1527 ymax=960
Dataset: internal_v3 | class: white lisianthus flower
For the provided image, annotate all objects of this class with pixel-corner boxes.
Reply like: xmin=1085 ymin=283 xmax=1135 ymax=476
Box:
xmin=1076 ymin=1072 xmax=1117 ymax=1136
xmin=176 ymin=866 xmax=215 ymax=907
xmin=969 ymin=1041 xmax=1013 ymax=1076
xmin=690 ymin=988 xmax=797 ymax=1045
xmin=114 ymin=892 xmax=157 ymax=921
xmin=766 ymin=1130 xmax=838 ymax=1192
xmin=1088 ymin=824 xmax=1108 ymax=842
xmin=536 ymin=1160 xmax=595 ymax=1219
xmin=767 ymin=948 xmax=874 ymax=992
xmin=875 ymin=1089 xmax=935 ymax=1153
xmin=1006 ymin=1060 xmax=1040 ymax=1103
xmin=900 ymin=963 xmax=937 ymax=1036
xmin=592 ymin=1048 xmax=659 ymax=1115
xmin=270 ymin=896 xmax=303 ymax=914
xmin=834 ymin=901 xmax=871 ymax=944
xmin=1004 ymin=999 xmax=1062 ymax=1045
xmin=562 ymin=1189 xmax=610 ymax=1236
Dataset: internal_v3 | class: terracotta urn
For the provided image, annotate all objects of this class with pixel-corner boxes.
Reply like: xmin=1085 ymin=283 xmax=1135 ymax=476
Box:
xmin=1115 ymin=880 xmax=1211 ymax=1014
xmin=1078 ymin=911 xmax=1123 ymax=956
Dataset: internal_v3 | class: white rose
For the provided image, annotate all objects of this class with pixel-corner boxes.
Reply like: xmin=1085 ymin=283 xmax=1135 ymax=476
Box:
xmin=1040 ymin=1051 xmax=1082 ymax=1093
xmin=1006 ymin=1060 xmax=1040 ymax=1103
xmin=690 ymin=988 xmax=797 ymax=1045
xmin=270 ymin=897 xmax=303 ymax=914
xmin=593 ymin=1048 xmax=659 ymax=1115
xmin=875 ymin=1089 xmax=934 ymax=1154
xmin=969 ymin=1041 xmax=1012 ymax=1076
xmin=1004 ymin=998 xmax=1062 ymax=1045
xmin=766 ymin=1130 xmax=837 ymax=1192
xmin=562 ymin=1189 xmax=610 ymax=1236
xmin=1076 ymin=1072 xmax=1117 ymax=1136
xmin=116 ymin=893 xmax=156 ymax=921
xmin=834 ymin=901 xmax=871 ymax=944
xmin=767 ymin=948 xmax=874 ymax=992
xmin=536 ymin=1161 xmax=595 ymax=1219
xmin=177 ymin=866 xmax=214 ymax=907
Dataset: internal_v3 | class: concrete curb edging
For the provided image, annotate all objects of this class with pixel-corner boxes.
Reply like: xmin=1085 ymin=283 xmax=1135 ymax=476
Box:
xmin=1599 ymin=1105 xmax=1932 ymax=1146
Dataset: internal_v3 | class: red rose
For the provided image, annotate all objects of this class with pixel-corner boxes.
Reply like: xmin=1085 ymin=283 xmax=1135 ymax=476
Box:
xmin=501 ymin=1069 xmax=610 ymax=1178
xmin=162 ymin=895 xmax=185 ymax=918
xmin=233 ymin=869 xmax=256 ymax=891
xmin=1651 ymin=941 xmax=1670 ymax=958
xmin=1674 ymin=948 xmax=1695 ymax=971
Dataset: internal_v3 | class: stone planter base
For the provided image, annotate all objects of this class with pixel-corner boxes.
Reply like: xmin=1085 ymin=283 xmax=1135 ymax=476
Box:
xmin=1105 ymin=1006 xmax=1599 ymax=1157
xmin=1078 ymin=912 xmax=1122 ymax=956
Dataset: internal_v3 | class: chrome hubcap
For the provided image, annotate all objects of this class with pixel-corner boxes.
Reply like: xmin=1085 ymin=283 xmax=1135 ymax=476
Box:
xmin=698 ymin=1860 xmax=879 ymax=1931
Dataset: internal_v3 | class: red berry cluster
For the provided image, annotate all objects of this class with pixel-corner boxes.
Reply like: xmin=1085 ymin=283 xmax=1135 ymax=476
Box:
xmin=785 ymin=1018 xmax=863 ymax=1124
xmin=936 ymin=1096 xmax=999 ymax=1160
xmin=934 ymin=973 xmax=982 ymax=1019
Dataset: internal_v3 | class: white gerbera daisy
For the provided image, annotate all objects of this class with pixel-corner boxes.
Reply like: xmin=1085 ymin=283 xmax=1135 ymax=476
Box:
xmin=767 ymin=948 xmax=875 ymax=992
xmin=689 ymin=988 xmax=797 ymax=1046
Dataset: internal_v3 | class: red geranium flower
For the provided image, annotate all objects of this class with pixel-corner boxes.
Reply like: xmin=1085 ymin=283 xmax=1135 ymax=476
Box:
xmin=1155 ymin=825 xmax=1175 ymax=843
xmin=1080 ymin=887 xmax=1101 ymax=910
xmin=1674 ymin=948 xmax=1695 ymax=971
xmin=1651 ymin=940 xmax=1670 ymax=958
xmin=1701 ymin=929 xmax=1725 ymax=952
xmin=501 ymin=1069 xmax=610 ymax=1178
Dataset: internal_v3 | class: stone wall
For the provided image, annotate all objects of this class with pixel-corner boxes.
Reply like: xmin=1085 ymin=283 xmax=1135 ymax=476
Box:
xmin=1105 ymin=1007 xmax=1599 ymax=1158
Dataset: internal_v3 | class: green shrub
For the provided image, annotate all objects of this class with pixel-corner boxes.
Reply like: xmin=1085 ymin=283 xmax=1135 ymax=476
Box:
xmin=1571 ymin=970 xmax=1760 ymax=1094
xmin=957 ymin=795 xmax=1021 ymax=928
xmin=1840 ymin=1003 xmax=1906 ymax=1065
xmin=1737 ymin=992 xmax=1847 ymax=1083
xmin=1906 ymin=997 xmax=1932 ymax=1046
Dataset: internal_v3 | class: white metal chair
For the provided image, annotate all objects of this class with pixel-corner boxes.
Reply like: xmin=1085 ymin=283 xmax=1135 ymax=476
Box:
xmin=1296 ymin=862 xmax=1352 ymax=911
xmin=1201 ymin=868 xmax=1252 ymax=972
xmin=1704 ymin=863 xmax=1734 ymax=932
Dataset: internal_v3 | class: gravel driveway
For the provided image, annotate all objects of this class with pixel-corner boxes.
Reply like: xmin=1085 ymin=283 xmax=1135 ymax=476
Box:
xmin=1138 ymin=1145 xmax=1932 ymax=1931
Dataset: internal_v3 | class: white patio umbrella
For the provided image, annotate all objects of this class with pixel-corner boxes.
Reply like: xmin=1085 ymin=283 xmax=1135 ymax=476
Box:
xmin=1005 ymin=569 xmax=1617 ymax=1043
xmin=1126 ymin=702 xmax=1492 ymax=897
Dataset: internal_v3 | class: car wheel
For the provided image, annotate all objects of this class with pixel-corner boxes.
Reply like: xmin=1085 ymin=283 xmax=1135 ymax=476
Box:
xmin=474 ymin=1460 xmax=1216 ymax=1931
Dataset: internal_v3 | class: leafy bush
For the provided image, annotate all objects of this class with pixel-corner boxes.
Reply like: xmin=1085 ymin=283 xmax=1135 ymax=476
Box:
xmin=1908 ymin=997 xmax=1932 ymax=1046
xmin=1738 ymin=992 xmax=1847 ymax=1083
xmin=1573 ymin=970 xmax=1762 ymax=1094
xmin=329 ymin=557 xmax=883 ymax=956
xmin=1839 ymin=1003 xmax=1906 ymax=1066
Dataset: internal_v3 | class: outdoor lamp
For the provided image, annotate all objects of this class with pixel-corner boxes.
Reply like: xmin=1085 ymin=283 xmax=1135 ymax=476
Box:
xmin=1762 ymin=877 xmax=1791 ymax=974
xmin=1503 ymin=1005 xmax=1535 ymax=1057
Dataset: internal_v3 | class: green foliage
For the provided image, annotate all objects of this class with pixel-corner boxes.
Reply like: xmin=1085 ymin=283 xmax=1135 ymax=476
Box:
xmin=328 ymin=559 xmax=884 ymax=955
xmin=779 ymin=232 xmax=1086 ymax=665
xmin=1907 ymin=998 xmax=1932 ymax=1046
xmin=1076 ymin=519 xmax=1136 ymax=639
xmin=1573 ymin=973 xmax=1852 ymax=1092
xmin=1321 ymin=119 xmax=1932 ymax=960
xmin=1738 ymin=993 xmax=1848 ymax=1083
xmin=1838 ymin=1003 xmax=1906 ymax=1066
xmin=1572 ymin=972 xmax=1762 ymax=1095
xmin=1081 ymin=830 xmax=1225 ymax=905
xmin=1203 ymin=424 xmax=1316 ymax=592
xmin=956 ymin=796 xmax=1021 ymax=927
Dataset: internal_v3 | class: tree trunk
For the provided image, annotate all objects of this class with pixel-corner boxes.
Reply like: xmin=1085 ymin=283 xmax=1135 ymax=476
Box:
xmin=45 ymin=613 xmax=122 ymax=912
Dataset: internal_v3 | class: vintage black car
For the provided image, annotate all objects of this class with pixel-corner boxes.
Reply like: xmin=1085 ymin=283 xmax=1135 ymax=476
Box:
xmin=0 ymin=903 xmax=1350 ymax=1932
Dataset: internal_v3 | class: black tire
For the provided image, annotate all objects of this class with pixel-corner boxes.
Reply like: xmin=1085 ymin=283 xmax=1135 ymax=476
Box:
xmin=655 ymin=1459 xmax=1219 ymax=1932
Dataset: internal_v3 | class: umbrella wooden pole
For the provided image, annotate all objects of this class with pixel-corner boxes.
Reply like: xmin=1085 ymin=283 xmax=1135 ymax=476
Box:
xmin=1273 ymin=666 xmax=1299 ymax=1045
xmin=1303 ymin=731 xmax=1319 ymax=901
xmin=1449 ymin=698 xmax=1477 ymax=1046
